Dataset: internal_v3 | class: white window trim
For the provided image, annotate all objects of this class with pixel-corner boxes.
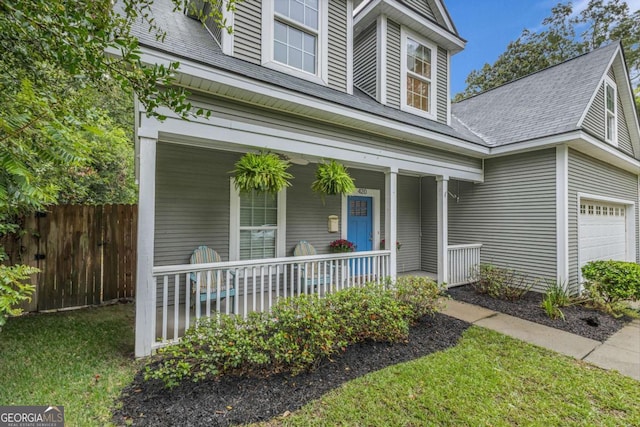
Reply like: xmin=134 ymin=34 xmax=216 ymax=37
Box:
xmin=261 ymin=0 xmax=329 ymax=85
xmin=604 ymin=76 xmax=617 ymax=146
xmin=340 ymin=188 xmax=381 ymax=250
xmin=576 ymin=192 xmax=636 ymax=293
xmin=400 ymin=27 xmax=437 ymax=120
xmin=229 ymin=179 xmax=287 ymax=261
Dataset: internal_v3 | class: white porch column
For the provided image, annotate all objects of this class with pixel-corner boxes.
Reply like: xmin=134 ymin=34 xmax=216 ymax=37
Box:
xmin=385 ymin=167 xmax=398 ymax=280
xmin=437 ymin=176 xmax=449 ymax=284
xmin=135 ymin=128 xmax=158 ymax=358
xmin=556 ymin=145 xmax=569 ymax=288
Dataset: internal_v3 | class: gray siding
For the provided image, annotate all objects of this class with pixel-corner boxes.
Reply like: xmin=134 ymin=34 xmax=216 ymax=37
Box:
xmin=233 ymin=0 xmax=261 ymax=64
xmin=285 ymin=164 xmax=343 ymax=255
xmin=583 ymin=83 xmax=605 ymax=140
xmin=397 ymin=176 xmax=421 ymax=272
xmin=617 ymin=84 xmax=634 ymax=156
xmin=354 ymin=23 xmax=377 ymax=98
xmin=567 ymin=149 xmax=639 ymax=293
xmin=420 ymin=177 xmax=437 ymax=273
xmin=188 ymin=94 xmax=482 ymax=170
xmin=386 ymin=20 xmax=401 ymax=109
xmin=328 ymin=0 xmax=348 ymax=92
xmin=582 ymin=68 xmax=634 ymax=157
xmin=403 ymin=0 xmax=435 ymax=20
xmin=448 ymin=149 xmax=558 ymax=291
xmin=436 ymin=47 xmax=448 ymax=124
xmin=155 ymin=143 xmax=236 ymax=267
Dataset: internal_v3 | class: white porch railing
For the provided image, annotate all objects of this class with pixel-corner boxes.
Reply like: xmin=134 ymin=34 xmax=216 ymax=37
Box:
xmin=151 ymin=250 xmax=391 ymax=350
xmin=448 ymin=244 xmax=482 ymax=286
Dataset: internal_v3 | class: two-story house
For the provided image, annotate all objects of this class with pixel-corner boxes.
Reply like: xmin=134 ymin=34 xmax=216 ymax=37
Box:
xmin=130 ymin=0 xmax=640 ymax=357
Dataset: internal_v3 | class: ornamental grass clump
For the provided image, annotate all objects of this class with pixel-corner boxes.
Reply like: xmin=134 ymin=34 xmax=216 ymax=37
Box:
xmin=145 ymin=277 xmax=444 ymax=388
xmin=232 ymin=151 xmax=293 ymax=194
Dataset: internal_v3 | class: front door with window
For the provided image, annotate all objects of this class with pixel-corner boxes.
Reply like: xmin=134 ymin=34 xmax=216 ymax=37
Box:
xmin=347 ymin=196 xmax=372 ymax=252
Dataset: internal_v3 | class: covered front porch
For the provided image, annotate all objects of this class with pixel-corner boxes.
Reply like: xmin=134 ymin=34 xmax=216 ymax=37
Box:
xmin=134 ymin=107 xmax=485 ymax=356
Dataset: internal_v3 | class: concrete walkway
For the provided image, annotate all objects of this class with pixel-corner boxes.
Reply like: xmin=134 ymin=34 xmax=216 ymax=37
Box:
xmin=442 ymin=300 xmax=640 ymax=381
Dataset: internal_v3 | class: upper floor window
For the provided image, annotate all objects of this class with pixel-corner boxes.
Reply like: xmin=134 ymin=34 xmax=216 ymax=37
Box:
xmin=263 ymin=0 xmax=327 ymax=84
xmin=401 ymin=29 xmax=437 ymax=120
xmin=604 ymin=78 xmax=617 ymax=145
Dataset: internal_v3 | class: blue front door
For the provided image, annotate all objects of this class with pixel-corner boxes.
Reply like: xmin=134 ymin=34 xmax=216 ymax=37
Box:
xmin=347 ymin=196 xmax=372 ymax=252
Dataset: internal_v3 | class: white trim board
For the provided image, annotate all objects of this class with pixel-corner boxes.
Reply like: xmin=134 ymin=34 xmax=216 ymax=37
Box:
xmin=556 ymin=145 xmax=569 ymax=287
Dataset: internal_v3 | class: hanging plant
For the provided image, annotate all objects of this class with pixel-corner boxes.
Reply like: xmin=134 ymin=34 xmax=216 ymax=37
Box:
xmin=231 ymin=151 xmax=293 ymax=194
xmin=311 ymin=160 xmax=356 ymax=196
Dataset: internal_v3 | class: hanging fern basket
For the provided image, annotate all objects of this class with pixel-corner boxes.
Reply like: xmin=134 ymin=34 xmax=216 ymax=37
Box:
xmin=232 ymin=152 xmax=293 ymax=194
xmin=311 ymin=160 xmax=356 ymax=196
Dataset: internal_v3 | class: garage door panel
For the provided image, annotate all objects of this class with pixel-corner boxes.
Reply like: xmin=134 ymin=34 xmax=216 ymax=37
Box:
xmin=579 ymin=200 xmax=627 ymax=266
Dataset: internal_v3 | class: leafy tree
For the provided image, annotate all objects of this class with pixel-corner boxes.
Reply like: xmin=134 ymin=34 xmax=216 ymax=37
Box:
xmin=0 ymin=0 xmax=237 ymax=321
xmin=455 ymin=0 xmax=640 ymax=101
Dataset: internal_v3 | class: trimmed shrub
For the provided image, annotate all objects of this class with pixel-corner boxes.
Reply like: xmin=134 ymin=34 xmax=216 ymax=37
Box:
xmin=581 ymin=260 xmax=640 ymax=303
xmin=394 ymin=276 xmax=446 ymax=322
xmin=471 ymin=264 xmax=531 ymax=301
xmin=145 ymin=278 xmax=444 ymax=388
xmin=328 ymin=285 xmax=410 ymax=343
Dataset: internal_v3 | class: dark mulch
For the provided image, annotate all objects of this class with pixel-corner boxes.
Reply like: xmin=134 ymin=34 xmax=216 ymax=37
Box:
xmin=113 ymin=314 xmax=470 ymax=427
xmin=447 ymin=285 xmax=631 ymax=342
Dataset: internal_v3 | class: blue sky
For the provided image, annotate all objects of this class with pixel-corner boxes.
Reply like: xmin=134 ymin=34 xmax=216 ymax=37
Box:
xmin=445 ymin=0 xmax=640 ymax=96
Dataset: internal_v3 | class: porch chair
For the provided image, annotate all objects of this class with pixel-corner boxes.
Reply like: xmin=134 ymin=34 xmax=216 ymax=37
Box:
xmin=189 ymin=245 xmax=236 ymax=312
xmin=293 ymin=241 xmax=334 ymax=291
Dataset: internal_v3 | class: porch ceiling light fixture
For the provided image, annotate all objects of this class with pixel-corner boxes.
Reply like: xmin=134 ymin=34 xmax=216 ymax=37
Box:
xmin=284 ymin=155 xmax=309 ymax=166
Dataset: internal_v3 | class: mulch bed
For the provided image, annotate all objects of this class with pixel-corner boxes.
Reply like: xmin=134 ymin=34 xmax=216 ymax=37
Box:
xmin=447 ymin=284 xmax=631 ymax=342
xmin=113 ymin=314 xmax=470 ymax=427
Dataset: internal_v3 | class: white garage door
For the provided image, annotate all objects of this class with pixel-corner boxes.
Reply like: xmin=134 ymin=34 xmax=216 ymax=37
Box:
xmin=579 ymin=200 xmax=627 ymax=266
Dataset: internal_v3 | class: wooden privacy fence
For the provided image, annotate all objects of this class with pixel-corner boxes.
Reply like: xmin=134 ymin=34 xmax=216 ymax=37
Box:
xmin=2 ymin=205 xmax=137 ymax=311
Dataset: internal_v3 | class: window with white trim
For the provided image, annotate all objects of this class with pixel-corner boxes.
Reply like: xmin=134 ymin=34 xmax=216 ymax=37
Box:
xmin=604 ymin=78 xmax=617 ymax=144
xmin=401 ymin=29 xmax=437 ymax=119
xmin=230 ymin=185 xmax=286 ymax=261
xmin=239 ymin=191 xmax=278 ymax=259
xmin=263 ymin=0 xmax=326 ymax=83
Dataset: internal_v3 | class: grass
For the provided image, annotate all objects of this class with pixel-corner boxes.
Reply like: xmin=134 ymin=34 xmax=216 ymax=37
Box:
xmin=1 ymin=305 xmax=638 ymax=427
xmin=0 ymin=303 xmax=138 ymax=426
xmin=256 ymin=327 xmax=640 ymax=427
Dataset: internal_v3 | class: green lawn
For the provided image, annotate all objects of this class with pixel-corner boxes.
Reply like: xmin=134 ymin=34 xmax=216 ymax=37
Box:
xmin=257 ymin=327 xmax=640 ymax=427
xmin=0 ymin=304 xmax=139 ymax=426
xmin=1 ymin=305 xmax=638 ymax=427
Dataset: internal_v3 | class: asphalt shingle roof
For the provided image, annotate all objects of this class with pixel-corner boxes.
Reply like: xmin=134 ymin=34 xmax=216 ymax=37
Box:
xmin=130 ymin=0 xmax=483 ymax=144
xmin=451 ymin=43 xmax=618 ymax=147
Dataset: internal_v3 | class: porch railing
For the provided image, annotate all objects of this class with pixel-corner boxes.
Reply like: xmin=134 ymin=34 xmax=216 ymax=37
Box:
xmin=448 ymin=244 xmax=482 ymax=286
xmin=151 ymin=250 xmax=391 ymax=350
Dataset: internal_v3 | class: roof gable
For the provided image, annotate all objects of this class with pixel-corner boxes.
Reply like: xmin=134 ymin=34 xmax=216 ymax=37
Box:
xmin=577 ymin=46 xmax=640 ymax=158
xmin=451 ymin=43 xmax=622 ymax=147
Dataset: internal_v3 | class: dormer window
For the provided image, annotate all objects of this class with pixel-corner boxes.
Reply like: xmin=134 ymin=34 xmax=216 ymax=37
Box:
xmin=400 ymin=28 xmax=437 ymax=120
xmin=274 ymin=0 xmax=318 ymax=73
xmin=263 ymin=0 xmax=327 ymax=84
xmin=604 ymin=77 xmax=617 ymax=145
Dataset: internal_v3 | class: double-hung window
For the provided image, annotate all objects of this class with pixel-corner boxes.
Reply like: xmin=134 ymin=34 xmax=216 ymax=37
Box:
xmin=604 ymin=78 xmax=617 ymax=145
xmin=401 ymin=29 xmax=437 ymax=119
xmin=230 ymin=183 xmax=286 ymax=261
xmin=263 ymin=0 xmax=326 ymax=84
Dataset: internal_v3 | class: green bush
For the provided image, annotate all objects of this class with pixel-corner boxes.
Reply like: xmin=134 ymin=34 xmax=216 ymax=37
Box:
xmin=581 ymin=260 xmax=640 ymax=303
xmin=471 ymin=264 xmax=531 ymax=301
xmin=0 ymin=264 xmax=37 ymax=328
xmin=146 ymin=279 xmax=443 ymax=388
xmin=328 ymin=285 xmax=410 ymax=343
xmin=394 ymin=276 xmax=446 ymax=322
